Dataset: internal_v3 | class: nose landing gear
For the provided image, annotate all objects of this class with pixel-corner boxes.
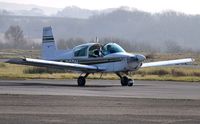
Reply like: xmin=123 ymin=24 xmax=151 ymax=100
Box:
xmin=116 ymin=73 xmax=134 ymax=86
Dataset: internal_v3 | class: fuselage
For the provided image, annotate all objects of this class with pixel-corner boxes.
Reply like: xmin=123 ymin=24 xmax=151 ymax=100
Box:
xmin=44 ymin=43 xmax=146 ymax=72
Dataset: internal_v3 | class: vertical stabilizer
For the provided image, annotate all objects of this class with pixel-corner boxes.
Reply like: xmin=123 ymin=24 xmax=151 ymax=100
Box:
xmin=41 ymin=26 xmax=57 ymax=60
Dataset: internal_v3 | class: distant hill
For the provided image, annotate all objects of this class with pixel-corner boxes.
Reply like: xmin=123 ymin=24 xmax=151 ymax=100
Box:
xmin=0 ymin=2 xmax=135 ymax=18
xmin=55 ymin=6 xmax=125 ymax=19
xmin=0 ymin=2 xmax=200 ymax=51
xmin=0 ymin=2 xmax=59 ymax=16
xmin=56 ymin=6 xmax=98 ymax=19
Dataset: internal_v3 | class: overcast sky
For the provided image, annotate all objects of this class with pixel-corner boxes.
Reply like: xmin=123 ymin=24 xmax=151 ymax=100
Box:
xmin=1 ymin=0 xmax=200 ymax=15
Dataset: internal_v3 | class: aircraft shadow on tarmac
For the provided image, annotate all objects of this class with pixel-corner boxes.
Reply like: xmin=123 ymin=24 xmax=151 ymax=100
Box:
xmin=19 ymin=83 xmax=117 ymax=88
xmin=19 ymin=83 xmax=146 ymax=87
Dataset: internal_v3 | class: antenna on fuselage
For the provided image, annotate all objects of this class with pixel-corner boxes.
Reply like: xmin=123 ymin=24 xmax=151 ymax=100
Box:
xmin=95 ymin=36 xmax=99 ymax=43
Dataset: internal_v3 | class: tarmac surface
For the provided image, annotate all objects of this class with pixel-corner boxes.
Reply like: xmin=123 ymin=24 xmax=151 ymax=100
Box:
xmin=0 ymin=79 xmax=199 ymax=124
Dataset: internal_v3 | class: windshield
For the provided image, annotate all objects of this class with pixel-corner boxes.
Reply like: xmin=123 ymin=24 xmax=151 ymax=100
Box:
xmin=102 ymin=43 xmax=125 ymax=55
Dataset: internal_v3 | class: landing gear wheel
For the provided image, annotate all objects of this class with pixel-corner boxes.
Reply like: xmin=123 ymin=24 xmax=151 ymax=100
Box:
xmin=116 ymin=73 xmax=134 ymax=87
xmin=77 ymin=76 xmax=86 ymax=86
xmin=127 ymin=79 xmax=134 ymax=86
xmin=121 ymin=76 xmax=128 ymax=86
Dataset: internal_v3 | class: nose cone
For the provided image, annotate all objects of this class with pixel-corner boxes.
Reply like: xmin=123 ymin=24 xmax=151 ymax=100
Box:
xmin=136 ymin=54 xmax=146 ymax=62
xmin=128 ymin=54 xmax=146 ymax=63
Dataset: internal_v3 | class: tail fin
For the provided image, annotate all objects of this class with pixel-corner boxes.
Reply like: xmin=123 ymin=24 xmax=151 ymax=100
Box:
xmin=41 ymin=26 xmax=57 ymax=60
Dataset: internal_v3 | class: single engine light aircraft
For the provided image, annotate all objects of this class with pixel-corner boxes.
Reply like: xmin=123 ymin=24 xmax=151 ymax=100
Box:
xmin=8 ymin=27 xmax=194 ymax=86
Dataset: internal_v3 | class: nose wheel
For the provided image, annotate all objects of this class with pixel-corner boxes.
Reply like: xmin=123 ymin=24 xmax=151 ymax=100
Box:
xmin=127 ymin=78 xmax=134 ymax=86
xmin=77 ymin=76 xmax=86 ymax=86
xmin=116 ymin=73 xmax=134 ymax=86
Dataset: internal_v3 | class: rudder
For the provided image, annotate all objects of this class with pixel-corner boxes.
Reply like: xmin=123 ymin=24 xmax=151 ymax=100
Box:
xmin=41 ymin=26 xmax=57 ymax=60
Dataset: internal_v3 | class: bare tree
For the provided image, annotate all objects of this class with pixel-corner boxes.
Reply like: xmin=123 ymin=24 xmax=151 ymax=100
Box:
xmin=4 ymin=25 xmax=27 ymax=49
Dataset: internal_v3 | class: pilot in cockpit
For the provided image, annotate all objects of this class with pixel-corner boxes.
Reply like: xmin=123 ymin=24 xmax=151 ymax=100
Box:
xmin=102 ymin=44 xmax=113 ymax=55
xmin=89 ymin=44 xmax=102 ymax=57
xmin=106 ymin=45 xmax=112 ymax=54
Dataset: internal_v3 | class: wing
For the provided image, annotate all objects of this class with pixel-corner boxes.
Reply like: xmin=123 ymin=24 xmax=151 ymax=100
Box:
xmin=141 ymin=58 xmax=194 ymax=68
xmin=7 ymin=58 xmax=105 ymax=73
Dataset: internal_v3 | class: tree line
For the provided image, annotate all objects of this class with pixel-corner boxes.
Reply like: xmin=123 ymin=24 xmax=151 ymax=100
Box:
xmin=0 ymin=25 xmax=192 ymax=53
xmin=0 ymin=25 xmax=39 ymax=49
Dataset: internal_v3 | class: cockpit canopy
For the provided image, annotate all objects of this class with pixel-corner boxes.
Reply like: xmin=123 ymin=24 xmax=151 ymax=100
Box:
xmin=73 ymin=43 xmax=126 ymax=58
xmin=102 ymin=43 xmax=125 ymax=56
xmin=73 ymin=45 xmax=89 ymax=57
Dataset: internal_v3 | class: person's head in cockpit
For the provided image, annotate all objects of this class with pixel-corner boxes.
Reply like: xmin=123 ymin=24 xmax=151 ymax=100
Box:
xmin=107 ymin=45 xmax=114 ymax=53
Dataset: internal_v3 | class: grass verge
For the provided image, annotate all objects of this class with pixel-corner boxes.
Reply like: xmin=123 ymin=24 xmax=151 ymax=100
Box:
xmin=0 ymin=63 xmax=200 ymax=82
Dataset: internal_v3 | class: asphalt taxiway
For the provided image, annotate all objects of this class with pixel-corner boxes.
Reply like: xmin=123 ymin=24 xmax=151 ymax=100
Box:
xmin=0 ymin=79 xmax=199 ymax=99
xmin=0 ymin=79 xmax=199 ymax=124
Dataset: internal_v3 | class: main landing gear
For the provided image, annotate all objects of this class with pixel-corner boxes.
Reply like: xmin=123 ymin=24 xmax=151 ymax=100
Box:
xmin=77 ymin=73 xmax=134 ymax=87
xmin=77 ymin=73 xmax=89 ymax=86
xmin=116 ymin=73 xmax=134 ymax=86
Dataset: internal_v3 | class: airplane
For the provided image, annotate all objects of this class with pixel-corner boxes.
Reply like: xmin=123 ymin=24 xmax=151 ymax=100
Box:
xmin=7 ymin=26 xmax=194 ymax=86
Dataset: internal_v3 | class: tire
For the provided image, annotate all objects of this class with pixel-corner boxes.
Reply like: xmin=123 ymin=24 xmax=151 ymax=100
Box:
xmin=127 ymin=79 xmax=133 ymax=86
xmin=77 ymin=76 xmax=86 ymax=86
xmin=121 ymin=76 xmax=128 ymax=86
